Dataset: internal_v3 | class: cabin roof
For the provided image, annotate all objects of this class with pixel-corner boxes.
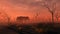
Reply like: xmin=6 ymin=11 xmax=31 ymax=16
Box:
xmin=16 ymin=16 xmax=29 ymax=20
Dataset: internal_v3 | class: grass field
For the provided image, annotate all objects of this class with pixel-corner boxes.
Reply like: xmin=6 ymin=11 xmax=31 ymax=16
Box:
xmin=0 ymin=22 xmax=60 ymax=34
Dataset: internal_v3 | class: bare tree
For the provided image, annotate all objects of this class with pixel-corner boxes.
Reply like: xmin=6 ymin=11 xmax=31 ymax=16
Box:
xmin=1 ymin=10 xmax=10 ymax=25
xmin=0 ymin=5 xmax=10 ymax=26
xmin=39 ymin=0 xmax=57 ymax=23
xmin=34 ymin=8 xmax=40 ymax=22
xmin=3 ymin=10 xmax=10 ymax=24
xmin=55 ymin=11 xmax=60 ymax=23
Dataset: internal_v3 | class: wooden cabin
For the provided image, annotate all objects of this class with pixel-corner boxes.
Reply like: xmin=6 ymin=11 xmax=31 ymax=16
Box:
xmin=16 ymin=16 xmax=30 ymax=24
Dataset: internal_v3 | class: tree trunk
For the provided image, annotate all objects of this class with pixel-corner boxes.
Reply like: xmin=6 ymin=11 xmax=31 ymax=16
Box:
xmin=52 ymin=13 xmax=54 ymax=23
xmin=56 ymin=18 xmax=58 ymax=23
xmin=7 ymin=17 xmax=10 ymax=26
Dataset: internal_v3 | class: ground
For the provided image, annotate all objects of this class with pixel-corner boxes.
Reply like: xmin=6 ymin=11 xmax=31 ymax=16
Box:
xmin=0 ymin=22 xmax=60 ymax=34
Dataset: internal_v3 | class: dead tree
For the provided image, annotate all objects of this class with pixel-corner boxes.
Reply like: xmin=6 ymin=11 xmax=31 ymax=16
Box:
xmin=0 ymin=5 xmax=10 ymax=25
xmin=39 ymin=0 xmax=57 ymax=23
xmin=55 ymin=11 xmax=60 ymax=23
xmin=34 ymin=8 xmax=40 ymax=22
xmin=0 ymin=9 xmax=10 ymax=25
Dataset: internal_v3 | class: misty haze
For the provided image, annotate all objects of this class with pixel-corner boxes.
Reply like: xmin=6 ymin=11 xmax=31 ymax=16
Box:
xmin=0 ymin=0 xmax=60 ymax=34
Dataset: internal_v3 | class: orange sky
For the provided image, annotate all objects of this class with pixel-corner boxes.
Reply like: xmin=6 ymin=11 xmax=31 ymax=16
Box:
xmin=0 ymin=0 xmax=60 ymax=23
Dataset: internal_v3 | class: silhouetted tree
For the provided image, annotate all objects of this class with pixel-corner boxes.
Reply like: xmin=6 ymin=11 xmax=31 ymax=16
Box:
xmin=0 ymin=5 xmax=10 ymax=25
xmin=0 ymin=10 xmax=10 ymax=26
xmin=55 ymin=11 xmax=60 ymax=23
xmin=39 ymin=0 xmax=58 ymax=23
xmin=1 ymin=10 xmax=10 ymax=25
xmin=34 ymin=8 xmax=40 ymax=22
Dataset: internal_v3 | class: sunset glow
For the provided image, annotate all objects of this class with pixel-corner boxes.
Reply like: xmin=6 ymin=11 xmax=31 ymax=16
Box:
xmin=0 ymin=0 xmax=60 ymax=25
